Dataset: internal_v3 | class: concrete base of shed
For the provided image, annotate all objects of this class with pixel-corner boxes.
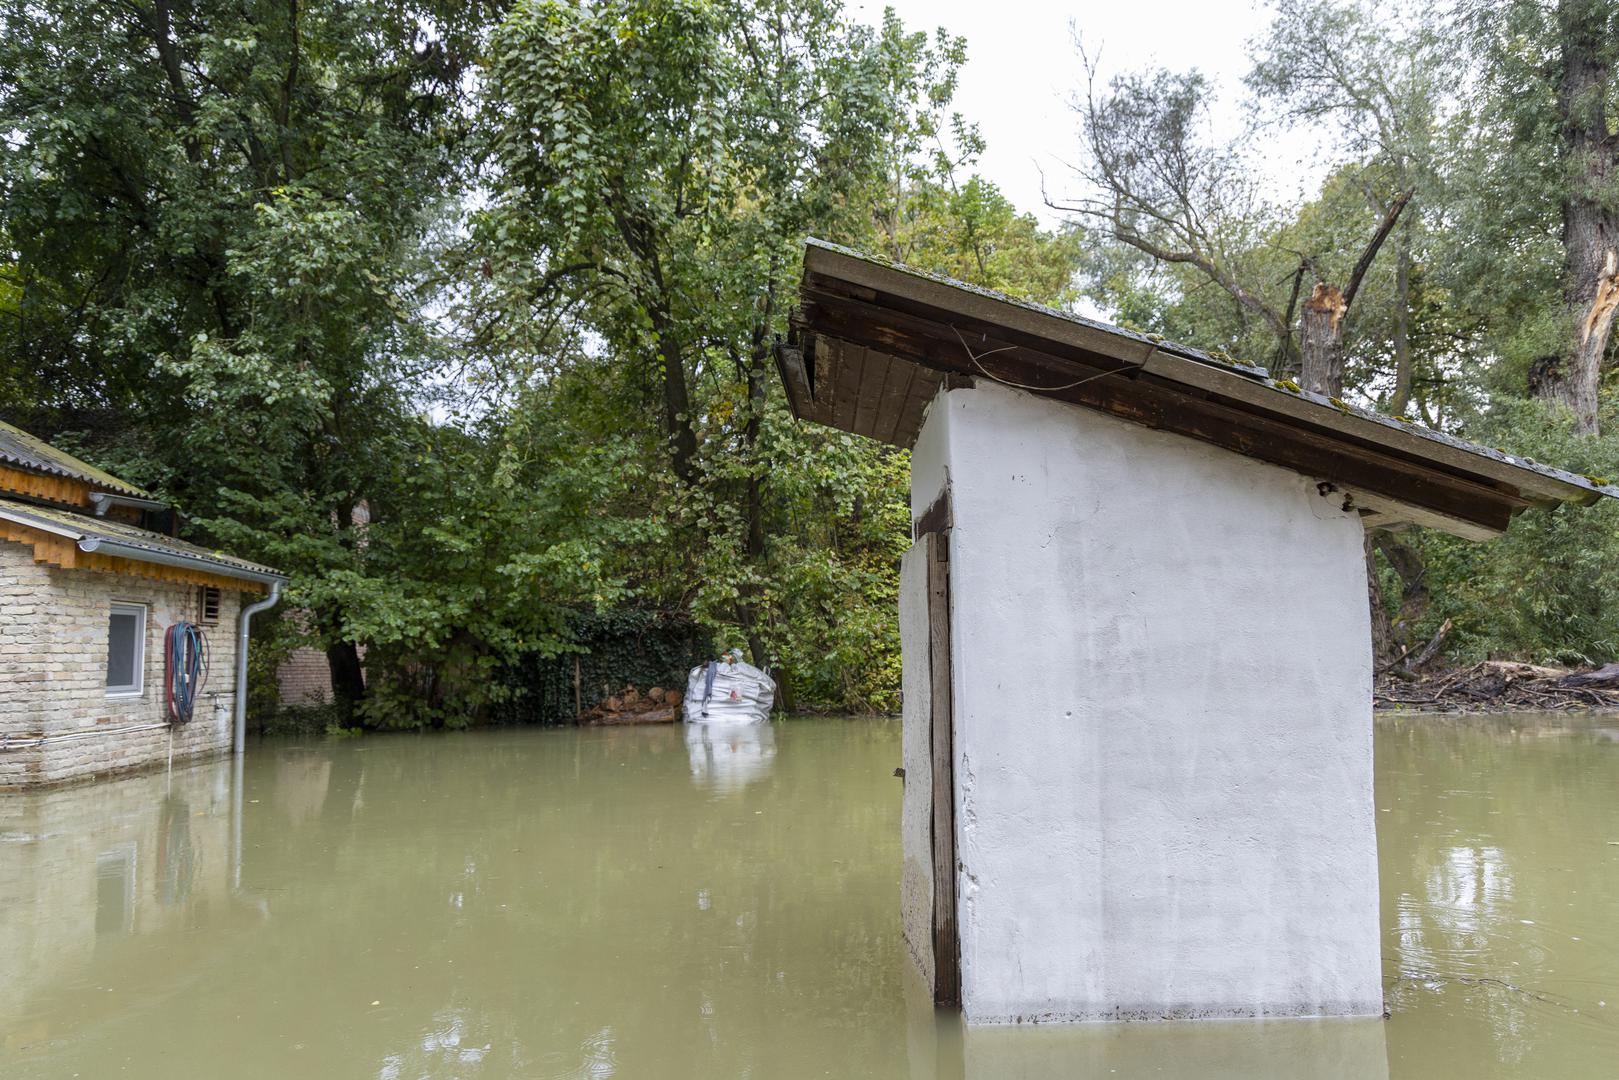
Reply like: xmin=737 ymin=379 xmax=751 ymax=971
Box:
xmin=901 ymin=382 xmax=1383 ymax=1025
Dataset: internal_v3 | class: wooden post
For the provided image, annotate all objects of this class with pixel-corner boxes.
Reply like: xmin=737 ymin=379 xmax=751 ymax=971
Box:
xmin=928 ymin=532 xmax=960 ymax=1005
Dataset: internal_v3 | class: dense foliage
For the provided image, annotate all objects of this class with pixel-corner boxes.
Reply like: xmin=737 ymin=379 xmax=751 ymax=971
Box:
xmin=0 ymin=0 xmax=1073 ymax=723
xmin=4 ymin=0 xmax=1619 ymax=726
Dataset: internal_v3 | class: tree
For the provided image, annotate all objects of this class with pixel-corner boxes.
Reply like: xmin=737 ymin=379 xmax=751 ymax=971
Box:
xmin=0 ymin=0 xmax=502 ymax=720
xmin=1059 ymin=28 xmax=1422 ymax=397
xmin=1468 ymin=0 xmax=1619 ymax=434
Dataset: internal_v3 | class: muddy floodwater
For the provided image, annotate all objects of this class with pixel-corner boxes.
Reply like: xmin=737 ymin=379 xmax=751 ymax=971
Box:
xmin=3 ymin=714 xmax=1618 ymax=1078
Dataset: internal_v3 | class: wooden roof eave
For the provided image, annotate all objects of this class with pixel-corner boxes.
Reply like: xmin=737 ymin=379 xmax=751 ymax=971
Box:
xmin=802 ymin=240 xmax=1614 ymax=508
xmin=790 ymin=240 xmax=1619 ymax=541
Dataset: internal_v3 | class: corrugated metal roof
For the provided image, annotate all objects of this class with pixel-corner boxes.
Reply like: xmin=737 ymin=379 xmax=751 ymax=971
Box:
xmin=0 ymin=419 xmax=153 ymax=498
xmin=0 ymin=497 xmax=285 ymax=583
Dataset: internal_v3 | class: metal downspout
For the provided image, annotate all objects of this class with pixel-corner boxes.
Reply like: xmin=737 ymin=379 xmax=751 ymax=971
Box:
xmin=234 ymin=580 xmax=282 ymax=755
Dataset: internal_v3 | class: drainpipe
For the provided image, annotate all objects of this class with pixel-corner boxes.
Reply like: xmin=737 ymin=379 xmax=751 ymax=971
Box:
xmin=234 ymin=580 xmax=283 ymax=755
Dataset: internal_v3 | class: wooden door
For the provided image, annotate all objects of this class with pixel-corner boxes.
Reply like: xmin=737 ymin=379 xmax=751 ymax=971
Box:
xmin=900 ymin=524 xmax=959 ymax=1005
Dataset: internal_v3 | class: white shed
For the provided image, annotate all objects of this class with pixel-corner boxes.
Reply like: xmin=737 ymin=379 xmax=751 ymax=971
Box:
xmin=777 ymin=240 xmax=1618 ymax=1025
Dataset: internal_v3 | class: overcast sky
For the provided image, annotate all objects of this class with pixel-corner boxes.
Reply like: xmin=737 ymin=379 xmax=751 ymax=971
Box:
xmin=849 ymin=0 xmax=1309 ymax=225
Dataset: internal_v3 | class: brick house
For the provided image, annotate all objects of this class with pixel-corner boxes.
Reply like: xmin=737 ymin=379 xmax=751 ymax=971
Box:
xmin=0 ymin=421 xmax=285 ymax=788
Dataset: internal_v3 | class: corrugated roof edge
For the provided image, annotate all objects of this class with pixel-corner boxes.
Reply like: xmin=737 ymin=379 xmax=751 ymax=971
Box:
xmin=0 ymin=498 xmax=287 ymax=583
xmin=802 ymin=237 xmax=1619 ymax=506
xmin=0 ymin=419 xmax=153 ymax=498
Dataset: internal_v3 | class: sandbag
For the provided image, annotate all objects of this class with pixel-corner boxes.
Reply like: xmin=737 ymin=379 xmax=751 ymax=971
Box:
xmin=683 ymin=656 xmax=775 ymax=724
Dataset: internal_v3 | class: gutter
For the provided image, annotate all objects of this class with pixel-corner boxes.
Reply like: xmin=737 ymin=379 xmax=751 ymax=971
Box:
xmin=88 ymin=491 xmax=169 ymax=517
xmin=234 ymin=580 xmax=283 ymax=754
xmin=76 ymin=536 xmax=285 ymax=585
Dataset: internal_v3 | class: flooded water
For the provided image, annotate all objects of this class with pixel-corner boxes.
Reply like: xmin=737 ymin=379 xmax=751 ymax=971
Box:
xmin=2 ymin=714 xmax=1617 ymax=1078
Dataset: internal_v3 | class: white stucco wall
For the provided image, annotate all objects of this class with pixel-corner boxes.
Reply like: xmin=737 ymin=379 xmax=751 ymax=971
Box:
xmin=906 ymin=381 xmax=1381 ymax=1024
xmin=0 ymin=539 xmax=245 ymax=788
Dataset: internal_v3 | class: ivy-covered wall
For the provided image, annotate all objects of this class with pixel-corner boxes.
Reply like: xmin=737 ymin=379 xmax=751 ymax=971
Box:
xmin=494 ymin=609 xmax=715 ymax=726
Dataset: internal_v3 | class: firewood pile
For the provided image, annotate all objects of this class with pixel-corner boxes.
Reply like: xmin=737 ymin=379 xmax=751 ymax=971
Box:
xmin=580 ymin=684 xmax=684 ymax=725
xmin=1375 ymin=660 xmax=1619 ymax=712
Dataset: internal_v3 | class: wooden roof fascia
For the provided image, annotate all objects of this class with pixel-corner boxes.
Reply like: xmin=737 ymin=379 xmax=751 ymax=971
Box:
xmin=801 ymin=330 xmax=1519 ymax=537
xmin=1140 ymin=353 xmax=1595 ymax=508
xmin=774 ymin=341 xmax=816 ymax=422
xmin=0 ymin=465 xmax=93 ymax=510
xmin=806 ymin=242 xmax=1170 ymax=374
xmin=800 ymin=285 xmax=1526 ymax=516
xmin=804 ymin=276 xmax=1536 ymax=509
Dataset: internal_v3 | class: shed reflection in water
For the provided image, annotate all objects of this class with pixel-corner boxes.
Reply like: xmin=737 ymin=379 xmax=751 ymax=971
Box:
xmin=0 ymin=715 xmax=1616 ymax=1077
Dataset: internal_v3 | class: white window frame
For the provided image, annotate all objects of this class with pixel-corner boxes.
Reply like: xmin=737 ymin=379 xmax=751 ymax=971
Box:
xmin=106 ymin=601 xmax=147 ymax=698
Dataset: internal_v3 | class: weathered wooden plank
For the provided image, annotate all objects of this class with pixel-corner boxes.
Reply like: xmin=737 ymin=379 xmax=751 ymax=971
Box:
xmin=895 ymin=367 xmax=943 ymax=448
xmin=814 ymin=333 xmax=840 ymax=421
xmin=876 ymin=351 xmax=918 ymax=445
xmin=832 ymin=341 xmax=866 ymax=433
xmin=914 ymin=487 xmax=952 ymax=541
xmin=927 ymin=530 xmax=960 ymax=1006
xmin=773 ymin=340 xmax=817 ymax=422
xmin=805 ymin=244 xmax=1159 ymax=370
xmin=852 ymin=348 xmax=890 ymax=439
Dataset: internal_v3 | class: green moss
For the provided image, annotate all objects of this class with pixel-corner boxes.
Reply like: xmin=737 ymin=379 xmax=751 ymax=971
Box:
xmin=1584 ymin=474 xmax=1610 ymax=487
xmin=1328 ymin=396 xmax=1354 ymax=414
xmin=1273 ymin=377 xmax=1302 ymax=394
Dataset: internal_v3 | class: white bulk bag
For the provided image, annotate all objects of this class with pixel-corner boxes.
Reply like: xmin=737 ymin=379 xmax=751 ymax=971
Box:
xmin=684 ymin=655 xmax=775 ymax=724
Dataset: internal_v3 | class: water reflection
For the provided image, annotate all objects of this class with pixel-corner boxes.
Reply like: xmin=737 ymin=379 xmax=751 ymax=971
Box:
xmin=3 ymin=716 xmax=1618 ymax=1078
xmin=684 ymin=721 xmax=777 ymax=793
xmin=0 ymin=755 xmax=236 ymax=1026
xmin=1378 ymin=713 xmax=1619 ymax=1076
xmin=897 ymin=962 xmax=1390 ymax=1079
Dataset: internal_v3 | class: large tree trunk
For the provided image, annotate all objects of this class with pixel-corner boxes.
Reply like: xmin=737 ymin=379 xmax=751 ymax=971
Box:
xmin=1536 ymin=0 xmax=1619 ymax=435
xmin=1299 ymin=282 xmax=1348 ymax=396
xmin=1299 ymin=190 xmax=1413 ymax=399
xmin=650 ymin=303 xmax=698 ymax=482
xmin=1365 ymin=534 xmax=1392 ymax=668
xmin=1374 ymin=531 xmax=1429 ymax=649
xmin=326 ymin=639 xmax=367 ymax=724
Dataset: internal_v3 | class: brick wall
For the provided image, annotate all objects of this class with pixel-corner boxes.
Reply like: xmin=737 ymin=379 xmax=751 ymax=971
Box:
xmin=277 ymin=644 xmax=334 ymax=707
xmin=0 ymin=539 xmax=248 ymax=789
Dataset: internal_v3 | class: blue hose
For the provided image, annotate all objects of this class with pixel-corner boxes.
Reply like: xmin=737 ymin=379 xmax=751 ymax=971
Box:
xmin=164 ymin=622 xmax=208 ymax=724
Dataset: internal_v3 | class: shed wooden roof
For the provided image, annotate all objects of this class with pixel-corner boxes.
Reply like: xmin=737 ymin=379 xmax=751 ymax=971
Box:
xmin=780 ymin=239 xmax=1619 ymax=541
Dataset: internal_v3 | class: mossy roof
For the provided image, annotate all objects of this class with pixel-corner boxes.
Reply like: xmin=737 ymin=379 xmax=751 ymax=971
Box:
xmin=0 ymin=419 xmax=152 ymax=498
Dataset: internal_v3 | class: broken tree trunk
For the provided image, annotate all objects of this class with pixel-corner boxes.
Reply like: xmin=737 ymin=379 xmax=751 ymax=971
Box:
xmin=1298 ymin=190 xmax=1413 ymax=399
xmin=1300 ymin=283 xmax=1348 ymax=397
xmin=1531 ymin=0 xmax=1619 ymax=436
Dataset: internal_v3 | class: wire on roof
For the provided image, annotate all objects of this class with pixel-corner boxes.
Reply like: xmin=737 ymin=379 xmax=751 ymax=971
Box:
xmin=951 ymin=324 xmax=1148 ymax=394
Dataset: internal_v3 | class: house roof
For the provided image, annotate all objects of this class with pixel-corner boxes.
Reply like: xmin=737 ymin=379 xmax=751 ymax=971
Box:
xmin=0 ymin=419 xmax=152 ymax=499
xmin=781 ymin=239 xmax=1619 ymax=541
xmin=0 ymin=497 xmax=286 ymax=584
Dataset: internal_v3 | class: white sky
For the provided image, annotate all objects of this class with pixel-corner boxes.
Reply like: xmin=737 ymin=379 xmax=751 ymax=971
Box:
xmin=849 ymin=0 xmax=1319 ymax=225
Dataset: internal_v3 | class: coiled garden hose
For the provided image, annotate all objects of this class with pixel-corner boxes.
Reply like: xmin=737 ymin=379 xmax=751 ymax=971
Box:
xmin=164 ymin=622 xmax=209 ymax=724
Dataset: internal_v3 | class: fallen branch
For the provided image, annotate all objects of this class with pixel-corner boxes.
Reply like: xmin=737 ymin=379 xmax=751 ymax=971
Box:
xmin=1375 ymin=658 xmax=1619 ymax=713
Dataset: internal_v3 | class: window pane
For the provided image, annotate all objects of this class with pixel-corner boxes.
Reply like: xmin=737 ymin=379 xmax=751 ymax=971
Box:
xmin=107 ymin=610 xmax=139 ymax=690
